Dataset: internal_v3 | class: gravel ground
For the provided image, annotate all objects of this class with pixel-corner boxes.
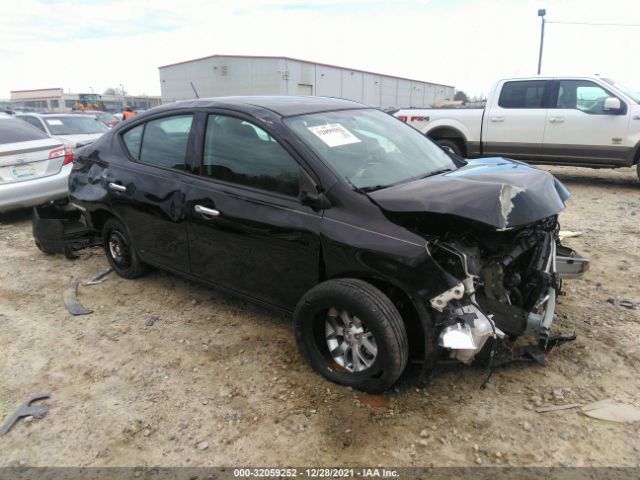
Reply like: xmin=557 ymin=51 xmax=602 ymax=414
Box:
xmin=1 ymin=165 xmax=639 ymax=468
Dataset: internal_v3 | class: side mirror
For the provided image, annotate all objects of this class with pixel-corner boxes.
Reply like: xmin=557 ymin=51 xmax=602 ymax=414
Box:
xmin=299 ymin=168 xmax=331 ymax=211
xmin=603 ymin=97 xmax=622 ymax=113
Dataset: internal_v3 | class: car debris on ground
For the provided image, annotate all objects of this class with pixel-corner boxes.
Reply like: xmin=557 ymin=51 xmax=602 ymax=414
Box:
xmin=580 ymin=399 xmax=640 ymax=423
xmin=606 ymin=298 xmax=637 ymax=310
xmin=62 ymin=279 xmax=93 ymax=315
xmin=0 ymin=394 xmax=50 ymax=436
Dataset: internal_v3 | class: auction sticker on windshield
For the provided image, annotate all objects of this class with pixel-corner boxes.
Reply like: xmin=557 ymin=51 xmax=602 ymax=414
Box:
xmin=307 ymin=123 xmax=361 ymax=147
xmin=45 ymin=119 xmax=63 ymax=126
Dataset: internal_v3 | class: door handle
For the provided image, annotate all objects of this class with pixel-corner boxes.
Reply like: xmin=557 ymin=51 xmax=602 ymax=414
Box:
xmin=549 ymin=117 xmax=565 ymax=123
xmin=490 ymin=116 xmax=504 ymax=122
xmin=194 ymin=205 xmax=220 ymax=217
xmin=108 ymin=182 xmax=127 ymax=192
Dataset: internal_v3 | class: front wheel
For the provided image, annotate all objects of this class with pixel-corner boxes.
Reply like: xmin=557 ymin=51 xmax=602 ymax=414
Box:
xmin=102 ymin=218 xmax=148 ymax=279
xmin=435 ymin=138 xmax=464 ymax=157
xmin=293 ymin=279 xmax=408 ymax=393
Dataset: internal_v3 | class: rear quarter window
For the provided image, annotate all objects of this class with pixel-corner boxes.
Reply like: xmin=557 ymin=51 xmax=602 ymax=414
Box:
xmin=122 ymin=124 xmax=144 ymax=160
xmin=0 ymin=118 xmax=49 ymax=145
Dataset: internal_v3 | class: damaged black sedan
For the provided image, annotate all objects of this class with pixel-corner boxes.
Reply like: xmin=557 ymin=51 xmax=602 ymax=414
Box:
xmin=60 ymin=96 xmax=588 ymax=392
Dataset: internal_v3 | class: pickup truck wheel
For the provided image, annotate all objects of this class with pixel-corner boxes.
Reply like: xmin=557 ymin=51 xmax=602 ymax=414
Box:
xmin=293 ymin=279 xmax=409 ymax=393
xmin=435 ymin=138 xmax=463 ymax=156
xmin=102 ymin=218 xmax=147 ymax=279
xmin=637 ymin=162 xmax=640 ymax=182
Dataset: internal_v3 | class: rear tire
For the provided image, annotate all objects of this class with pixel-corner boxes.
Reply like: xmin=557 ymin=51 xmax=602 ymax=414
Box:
xmin=637 ymin=162 xmax=640 ymax=182
xmin=102 ymin=218 xmax=147 ymax=279
xmin=293 ymin=279 xmax=409 ymax=393
xmin=435 ymin=138 xmax=464 ymax=157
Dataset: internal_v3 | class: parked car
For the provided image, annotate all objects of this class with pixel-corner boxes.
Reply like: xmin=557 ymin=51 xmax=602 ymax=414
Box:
xmin=396 ymin=76 xmax=640 ymax=180
xmin=0 ymin=116 xmax=73 ymax=212
xmin=65 ymin=96 xmax=586 ymax=392
xmin=75 ymin=110 xmax=121 ymax=128
xmin=15 ymin=113 xmax=109 ymax=148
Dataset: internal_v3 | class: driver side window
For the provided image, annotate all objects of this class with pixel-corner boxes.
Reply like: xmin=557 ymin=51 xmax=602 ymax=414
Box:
xmin=556 ymin=80 xmax=615 ymax=114
xmin=201 ymin=115 xmax=300 ymax=196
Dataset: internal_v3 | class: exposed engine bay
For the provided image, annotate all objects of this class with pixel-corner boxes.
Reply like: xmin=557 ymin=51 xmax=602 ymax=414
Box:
xmin=423 ymin=214 xmax=588 ymax=365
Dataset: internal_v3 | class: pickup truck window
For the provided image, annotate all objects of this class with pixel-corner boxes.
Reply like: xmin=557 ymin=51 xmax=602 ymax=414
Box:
xmin=498 ymin=80 xmax=547 ymax=109
xmin=556 ymin=80 xmax=617 ymax=114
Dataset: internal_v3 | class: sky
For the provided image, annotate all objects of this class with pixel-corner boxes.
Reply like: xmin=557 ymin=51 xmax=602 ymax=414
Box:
xmin=2 ymin=0 xmax=640 ymax=100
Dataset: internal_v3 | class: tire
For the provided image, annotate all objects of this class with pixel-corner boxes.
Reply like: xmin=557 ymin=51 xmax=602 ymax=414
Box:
xmin=637 ymin=162 xmax=640 ymax=182
xmin=293 ymin=279 xmax=409 ymax=393
xmin=102 ymin=218 xmax=147 ymax=279
xmin=435 ymin=138 xmax=463 ymax=157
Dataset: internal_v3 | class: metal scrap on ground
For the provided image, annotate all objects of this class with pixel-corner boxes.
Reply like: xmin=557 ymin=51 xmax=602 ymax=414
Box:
xmin=63 ymin=280 xmax=93 ymax=315
xmin=0 ymin=394 xmax=50 ymax=436
xmin=85 ymin=267 xmax=113 ymax=286
xmin=558 ymin=230 xmax=583 ymax=240
xmin=535 ymin=403 xmax=582 ymax=413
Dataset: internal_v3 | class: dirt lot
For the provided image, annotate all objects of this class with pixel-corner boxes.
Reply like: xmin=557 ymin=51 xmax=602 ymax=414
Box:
xmin=1 ymin=166 xmax=639 ymax=468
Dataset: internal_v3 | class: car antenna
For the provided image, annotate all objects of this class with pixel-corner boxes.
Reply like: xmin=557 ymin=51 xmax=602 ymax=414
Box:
xmin=190 ymin=82 xmax=200 ymax=98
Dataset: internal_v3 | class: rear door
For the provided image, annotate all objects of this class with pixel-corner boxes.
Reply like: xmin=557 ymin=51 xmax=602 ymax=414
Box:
xmin=542 ymin=79 xmax=631 ymax=165
xmin=483 ymin=79 xmax=552 ymax=159
xmin=0 ymin=119 xmax=66 ymax=185
xmin=185 ymin=112 xmax=322 ymax=309
xmin=109 ymin=113 xmax=194 ymax=272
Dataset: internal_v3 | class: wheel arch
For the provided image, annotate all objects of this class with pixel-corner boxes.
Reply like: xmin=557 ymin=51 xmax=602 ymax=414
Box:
xmin=323 ymin=272 xmax=434 ymax=363
xmin=425 ymin=124 xmax=469 ymax=155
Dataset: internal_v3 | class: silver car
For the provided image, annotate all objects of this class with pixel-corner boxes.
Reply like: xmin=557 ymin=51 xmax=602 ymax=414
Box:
xmin=15 ymin=113 xmax=109 ymax=148
xmin=0 ymin=116 xmax=73 ymax=212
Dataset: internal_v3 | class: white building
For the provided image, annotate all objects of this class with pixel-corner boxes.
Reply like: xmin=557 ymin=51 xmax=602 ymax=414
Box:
xmin=159 ymin=55 xmax=454 ymax=109
xmin=10 ymin=88 xmax=161 ymax=113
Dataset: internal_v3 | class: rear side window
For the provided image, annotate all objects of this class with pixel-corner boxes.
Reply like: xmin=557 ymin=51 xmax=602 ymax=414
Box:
xmin=122 ymin=124 xmax=144 ymax=159
xmin=498 ymin=81 xmax=547 ymax=108
xmin=138 ymin=115 xmax=193 ymax=169
xmin=0 ymin=118 xmax=49 ymax=145
xmin=201 ymin=115 xmax=300 ymax=196
xmin=22 ymin=116 xmax=46 ymax=133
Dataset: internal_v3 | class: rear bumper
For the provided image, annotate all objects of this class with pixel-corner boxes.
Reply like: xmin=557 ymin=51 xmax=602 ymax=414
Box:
xmin=0 ymin=164 xmax=72 ymax=213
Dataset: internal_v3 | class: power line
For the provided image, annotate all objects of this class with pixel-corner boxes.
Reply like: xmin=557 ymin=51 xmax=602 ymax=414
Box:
xmin=547 ymin=20 xmax=640 ymax=27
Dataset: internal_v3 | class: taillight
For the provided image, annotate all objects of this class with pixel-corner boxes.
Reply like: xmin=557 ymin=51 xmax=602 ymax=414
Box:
xmin=49 ymin=146 xmax=74 ymax=165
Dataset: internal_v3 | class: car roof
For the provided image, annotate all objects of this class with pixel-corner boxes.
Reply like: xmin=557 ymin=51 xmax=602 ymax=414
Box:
xmin=22 ymin=113 xmax=98 ymax=118
xmin=153 ymin=96 xmax=370 ymax=117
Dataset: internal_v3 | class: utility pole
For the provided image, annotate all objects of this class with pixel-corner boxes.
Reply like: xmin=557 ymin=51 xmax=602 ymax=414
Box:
xmin=537 ymin=9 xmax=546 ymax=75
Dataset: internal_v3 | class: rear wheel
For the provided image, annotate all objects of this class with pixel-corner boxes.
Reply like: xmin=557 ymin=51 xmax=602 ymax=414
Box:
xmin=102 ymin=218 xmax=147 ymax=278
xmin=435 ymin=138 xmax=464 ymax=157
xmin=637 ymin=162 xmax=640 ymax=182
xmin=293 ymin=279 xmax=408 ymax=393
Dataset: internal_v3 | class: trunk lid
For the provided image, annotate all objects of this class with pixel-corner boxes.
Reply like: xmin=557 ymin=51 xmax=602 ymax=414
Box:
xmin=0 ymin=138 xmax=67 ymax=185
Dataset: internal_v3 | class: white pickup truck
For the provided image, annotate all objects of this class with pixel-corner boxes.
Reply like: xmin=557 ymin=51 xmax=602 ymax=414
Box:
xmin=396 ymin=76 xmax=640 ymax=180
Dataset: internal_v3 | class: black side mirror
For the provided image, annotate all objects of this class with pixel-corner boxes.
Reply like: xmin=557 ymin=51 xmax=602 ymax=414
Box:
xmin=299 ymin=168 xmax=331 ymax=211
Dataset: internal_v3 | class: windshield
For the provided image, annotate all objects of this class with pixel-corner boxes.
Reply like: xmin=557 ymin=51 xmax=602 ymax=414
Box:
xmin=98 ymin=113 xmax=118 ymax=123
xmin=603 ymin=78 xmax=640 ymax=103
xmin=286 ymin=109 xmax=457 ymax=191
xmin=44 ymin=116 xmax=110 ymax=135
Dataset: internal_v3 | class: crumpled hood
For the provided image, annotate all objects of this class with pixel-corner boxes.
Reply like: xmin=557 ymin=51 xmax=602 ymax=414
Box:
xmin=368 ymin=158 xmax=571 ymax=230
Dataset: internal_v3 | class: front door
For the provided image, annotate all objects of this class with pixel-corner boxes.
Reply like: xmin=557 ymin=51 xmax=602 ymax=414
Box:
xmin=542 ymin=79 xmax=631 ymax=165
xmin=185 ymin=113 xmax=322 ymax=309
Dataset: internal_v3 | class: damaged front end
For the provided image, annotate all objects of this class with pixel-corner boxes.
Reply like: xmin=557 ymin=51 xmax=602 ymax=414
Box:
xmin=427 ymin=215 xmax=588 ymax=365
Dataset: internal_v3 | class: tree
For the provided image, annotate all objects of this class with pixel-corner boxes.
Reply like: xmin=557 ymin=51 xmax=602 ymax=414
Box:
xmin=103 ymin=87 xmax=125 ymax=95
xmin=454 ymin=90 xmax=469 ymax=103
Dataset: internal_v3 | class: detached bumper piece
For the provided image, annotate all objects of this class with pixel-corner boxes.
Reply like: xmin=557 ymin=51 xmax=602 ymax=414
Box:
xmin=32 ymin=204 xmax=100 ymax=259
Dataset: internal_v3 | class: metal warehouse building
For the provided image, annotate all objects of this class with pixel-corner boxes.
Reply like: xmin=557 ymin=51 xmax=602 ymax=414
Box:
xmin=159 ymin=55 xmax=454 ymax=109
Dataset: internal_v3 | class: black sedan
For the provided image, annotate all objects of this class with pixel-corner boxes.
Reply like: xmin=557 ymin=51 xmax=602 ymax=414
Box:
xmin=67 ymin=96 xmax=586 ymax=392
